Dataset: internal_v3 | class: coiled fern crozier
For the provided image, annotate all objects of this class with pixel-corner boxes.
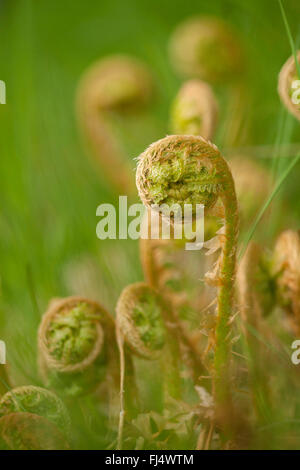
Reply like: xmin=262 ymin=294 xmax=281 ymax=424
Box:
xmin=0 ymin=412 xmax=69 ymax=450
xmin=272 ymin=229 xmax=300 ymax=335
xmin=38 ymin=296 xmax=118 ymax=398
xmin=136 ymin=134 xmax=239 ymax=438
xmin=116 ymin=283 xmax=166 ymax=361
xmin=116 ymin=282 xmax=181 ymax=403
xmin=278 ymin=51 xmax=300 ymax=121
xmin=169 ymin=16 xmax=243 ymax=83
xmin=170 ymin=79 xmax=218 ymax=141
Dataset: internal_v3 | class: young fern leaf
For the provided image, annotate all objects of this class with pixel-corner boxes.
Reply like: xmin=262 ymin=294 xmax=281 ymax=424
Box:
xmin=116 ymin=282 xmax=181 ymax=399
xmin=116 ymin=282 xmax=166 ymax=360
xmin=0 ymin=412 xmax=70 ymax=450
xmin=170 ymin=79 xmax=218 ymax=140
xmin=136 ymin=135 xmax=239 ymax=436
xmin=38 ymin=296 xmax=118 ymax=398
xmin=169 ymin=16 xmax=243 ymax=83
xmin=76 ymin=55 xmax=154 ymax=194
xmin=239 ymin=152 xmax=300 ymax=261
xmin=139 ymin=211 xmax=212 ymax=383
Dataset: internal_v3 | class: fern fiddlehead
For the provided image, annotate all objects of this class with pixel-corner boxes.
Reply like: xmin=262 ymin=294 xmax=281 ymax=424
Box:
xmin=116 ymin=282 xmax=166 ymax=360
xmin=278 ymin=51 xmax=300 ymax=121
xmin=169 ymin=16 xmax=248 ymax=147
xmin=272 ymin=229 xmax=300 ymax=335
xmin=138 ymin=82 xmax=219 ymax=382
xmin=77 ymin=55 xmax=154 ymax=194
xmin=0 ymin=412 xmax=69 ymax=450
xmin=237 ymin=242 xmax=274 ymax=428
xmin=0 ymin=385 xmax=71 ymax=438
xmin=38 ymin=296 xmax=118 ymax=398
xmin=136 ymin=134 xmax=239 ymax=436
xmin=170 ymin=79 xmax=218 ymax=141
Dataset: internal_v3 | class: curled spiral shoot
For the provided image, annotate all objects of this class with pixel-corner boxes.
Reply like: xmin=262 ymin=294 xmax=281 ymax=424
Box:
xmin=170 ymin=79 xmax=218 ymax=140
xmin=0 ymin=412 xmax=69 ymax=450
xmin=139 ymin=212 xmax=211 ymax=384
xmin=0 ymin=365 xmax=10 ymax=397
xmin=76 ymin=55 xmax=154 ymax=194
xmin=38 ymin=296 xmax=117 ymax=397
xmin=0 ymin=385 xmax=71 ymax=438
xmin=116 ymin=282 xmax=183 ymax=448
xmin=169 ymin=16 xmax=249 ymax=147
xmin=136 ymin=135 xmax=239 ymax=435
xmin=116 ymin=282 xmax=166 ymax=361
xmin=116 ymin=282 xmax=164 ymax=448
xmin=278 ymin=51 xmax=300 ymax=121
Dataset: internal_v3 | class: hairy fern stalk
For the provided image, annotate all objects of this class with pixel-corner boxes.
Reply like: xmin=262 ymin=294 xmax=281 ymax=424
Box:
xmin=136 ymin=134 xmax=239 ymax=438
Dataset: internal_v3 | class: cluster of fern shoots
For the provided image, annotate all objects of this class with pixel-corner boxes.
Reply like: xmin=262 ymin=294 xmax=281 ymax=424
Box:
xmin=1 ymin=13 xmax=300 ymax=450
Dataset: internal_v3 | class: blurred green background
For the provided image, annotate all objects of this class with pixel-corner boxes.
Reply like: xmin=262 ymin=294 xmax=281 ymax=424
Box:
xmin=0 ymin=0 xmax=300 ymax=386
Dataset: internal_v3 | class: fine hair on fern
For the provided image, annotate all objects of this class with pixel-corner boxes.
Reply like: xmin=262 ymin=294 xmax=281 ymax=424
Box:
xmin=136 ymin=134 xmax=239 ymax=440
